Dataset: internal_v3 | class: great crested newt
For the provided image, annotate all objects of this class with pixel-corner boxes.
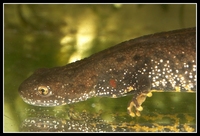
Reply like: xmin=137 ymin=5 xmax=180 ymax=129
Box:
xmin=18 ymin=27 xmax=196 ymax=117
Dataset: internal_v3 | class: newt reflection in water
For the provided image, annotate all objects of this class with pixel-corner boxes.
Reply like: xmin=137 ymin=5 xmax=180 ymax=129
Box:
xmin=18 ymin=27 xmax=196 ymax=117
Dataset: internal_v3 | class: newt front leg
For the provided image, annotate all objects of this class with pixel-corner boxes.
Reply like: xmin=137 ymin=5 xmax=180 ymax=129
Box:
xmin=127 ymin=91 xmax=153 ymax=117
xmin=127 ymin=74 xmax=152 ymax=117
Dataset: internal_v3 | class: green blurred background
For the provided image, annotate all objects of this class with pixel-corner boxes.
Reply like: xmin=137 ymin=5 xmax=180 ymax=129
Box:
xmin=4 ymin=4 xmax=196 ymax=132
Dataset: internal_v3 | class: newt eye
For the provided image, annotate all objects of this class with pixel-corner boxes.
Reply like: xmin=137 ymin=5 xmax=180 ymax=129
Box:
xmin=38 ymin=86 xmax=50 ymax=96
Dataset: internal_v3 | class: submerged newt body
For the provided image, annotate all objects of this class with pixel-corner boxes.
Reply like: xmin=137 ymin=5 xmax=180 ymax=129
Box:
xmin=18 ymin=27 xmax=196 ymax=117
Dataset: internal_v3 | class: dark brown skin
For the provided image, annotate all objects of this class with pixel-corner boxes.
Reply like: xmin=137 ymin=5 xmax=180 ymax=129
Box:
xmin=18 ymin=27 xmax=196 ymax=117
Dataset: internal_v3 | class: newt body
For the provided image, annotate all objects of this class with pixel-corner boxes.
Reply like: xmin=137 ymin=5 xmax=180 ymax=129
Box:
xmin=18 ymin=27 xmax=196 ymax=117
